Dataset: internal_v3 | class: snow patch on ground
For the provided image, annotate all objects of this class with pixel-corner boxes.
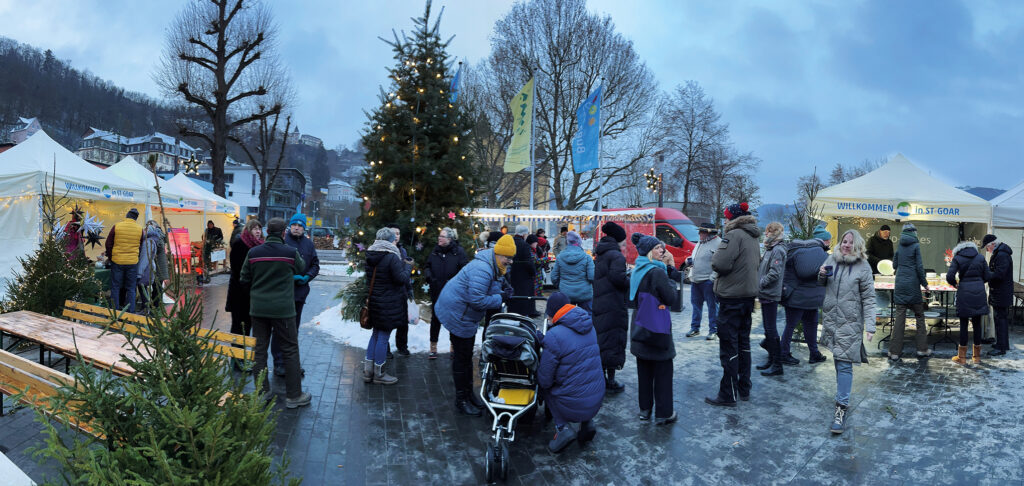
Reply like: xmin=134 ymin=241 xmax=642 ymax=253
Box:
xmin=318 ymin=265 xmax=363 ymax=277
xmin=310 ymin=300 xmax=479 ymax=353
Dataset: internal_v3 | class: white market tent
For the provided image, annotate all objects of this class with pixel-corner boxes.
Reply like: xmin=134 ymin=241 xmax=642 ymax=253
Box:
xmin=0 ymin=131 xmax=151 ymax=288
xmin=811 ymin=153 xmax=992 ymax=272
xmin=160 ymin=173 xmax=239 ymax=241
xmin=991 ymin=179 xmax=1024 ymax=282
xmin=813 ymin=154 xmax=992 ymax=224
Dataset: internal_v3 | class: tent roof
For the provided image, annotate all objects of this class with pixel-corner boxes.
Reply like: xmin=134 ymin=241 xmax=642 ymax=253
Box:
xmin=0 ymin=130 xmax=147 ymax=202
xmin=812 ymin=154 xmax=991 ymax=224
xmin=991 ymin=179 xmax=1024 ymax=227
xmin=163 ymin=173 xmax=239 ymax=214
xmin=107 ymin=156 xmax=206 ymax=210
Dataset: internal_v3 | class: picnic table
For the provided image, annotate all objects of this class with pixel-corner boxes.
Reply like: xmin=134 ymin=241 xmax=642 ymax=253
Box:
xmin=0 ymin=310 xmax=140 ymax=376
xmin=874 ymin=281 xmax=958 ymax=349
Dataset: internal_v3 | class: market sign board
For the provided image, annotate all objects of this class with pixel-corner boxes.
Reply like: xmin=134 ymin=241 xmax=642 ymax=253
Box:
xmin=828 ymin=200 xmax=970 ymax=220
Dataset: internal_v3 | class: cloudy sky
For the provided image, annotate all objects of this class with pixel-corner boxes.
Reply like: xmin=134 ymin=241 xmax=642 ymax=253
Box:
xmin=1 ymin=0 xmax=1021 ymax=204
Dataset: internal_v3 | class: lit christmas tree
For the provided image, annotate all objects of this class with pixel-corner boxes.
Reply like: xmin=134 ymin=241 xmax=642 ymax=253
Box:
xmin=343 ymin=1 xmax=477 ymax=315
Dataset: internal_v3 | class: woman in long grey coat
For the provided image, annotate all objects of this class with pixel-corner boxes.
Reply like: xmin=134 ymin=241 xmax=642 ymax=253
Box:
xmin=818 ymin=229 xmax=875 ymax=435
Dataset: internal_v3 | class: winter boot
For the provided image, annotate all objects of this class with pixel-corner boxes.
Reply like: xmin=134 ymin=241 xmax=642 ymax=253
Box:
xmin=972 ymin=345 xmax=982 ymax=364
xmin=761 ymin=337 xmax=784 ymax=376
xmin=547 ymin=425 xmax=577 ymax=453
xmin=830 ymin=402 xmax=847 ymax=434
xmin=372 ymin=363 xmax=398 ymax=385
xmin=578 ymin=420 xmax=597 ymax=444
xmin=454 ymin=392 xmax=482 ymax=417
xmin=605 ymin=369 xmax=625 ymax=394
xmin=761 ymin=359 xmax=784 ymax=377
xmin=952 ymin=345 xmax=968 ymax=365
xmin=755 ymin=355 xmax=774 ymax=371
xmin=362 ymin=359 xmax=374 ymax=383
xmin=468 ymin=388 xmax=485 ymax=409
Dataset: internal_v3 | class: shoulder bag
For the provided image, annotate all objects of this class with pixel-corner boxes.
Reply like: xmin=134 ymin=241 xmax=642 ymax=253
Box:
xmin=359 ymin=267 xmax=379 ymax=330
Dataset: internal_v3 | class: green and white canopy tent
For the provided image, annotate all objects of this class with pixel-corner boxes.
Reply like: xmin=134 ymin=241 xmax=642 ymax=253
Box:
xmin=812 ymin=153 xmax=992 ymax=272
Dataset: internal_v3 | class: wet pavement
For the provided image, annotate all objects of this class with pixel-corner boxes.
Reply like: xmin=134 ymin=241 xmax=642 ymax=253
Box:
xmin=2 ymin=275 xmax=1024 ymax=485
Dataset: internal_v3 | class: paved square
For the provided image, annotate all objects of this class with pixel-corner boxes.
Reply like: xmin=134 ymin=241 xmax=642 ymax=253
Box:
xmin=1 ymin=275 xmax=1023 ymax=485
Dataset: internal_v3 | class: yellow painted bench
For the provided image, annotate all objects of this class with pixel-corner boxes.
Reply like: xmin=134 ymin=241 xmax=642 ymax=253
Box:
xmin=61 ymin=300 xmax=255 ymax=361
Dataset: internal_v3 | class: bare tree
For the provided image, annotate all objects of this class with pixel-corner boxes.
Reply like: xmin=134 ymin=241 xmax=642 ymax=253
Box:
xmin=827 ymin=157 xmax=885 ymax=185
xmin=155 ymin=0 xmax=283 ymax=197
xmin=697 ymin=147 xmax=760 ymax=227
xmin=658 ymin=80 xmax=730 ymax=213
xmin=480 ymin=0 xmax=659 ymax=209
xmin=789 ymin=168 xmax=825 ymax=239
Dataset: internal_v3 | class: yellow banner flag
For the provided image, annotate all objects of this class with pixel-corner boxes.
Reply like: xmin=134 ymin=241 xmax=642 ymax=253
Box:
xmin=504 ymin=78 xmax=534 ymax=173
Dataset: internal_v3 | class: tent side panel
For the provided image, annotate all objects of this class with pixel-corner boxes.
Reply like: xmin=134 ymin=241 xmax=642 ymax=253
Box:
xmin=0 ymin=195 xmax=41 ymax=299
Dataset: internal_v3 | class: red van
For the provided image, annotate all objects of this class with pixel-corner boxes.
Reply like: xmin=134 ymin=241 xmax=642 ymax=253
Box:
xmin=598 ymin=207 xmax=698 ymax=269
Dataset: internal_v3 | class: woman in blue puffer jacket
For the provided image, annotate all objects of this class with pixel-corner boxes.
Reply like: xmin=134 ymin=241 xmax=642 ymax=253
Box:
xmin=551 ymin=231 xmax=595 ymax=311
xmin=435 ymin=235 xmax=517 ymax=417
xmin=538 ymin=292 xmax=605 ymax=453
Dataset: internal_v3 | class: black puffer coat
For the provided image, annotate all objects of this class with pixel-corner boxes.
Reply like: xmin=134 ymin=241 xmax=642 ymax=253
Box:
xmin=226 ymin=235 xmax=252 ymax=314
xmin=592 ymin=237 xmax=629 ymax=369
xmin=893 ymin=232 xmax=927 ymax=305
xmin=426 ymin=242 xmax=469 ymax=301
xmin=366 ymin=248 xmax=412 ymax=332
xmin=508 ymin=235 xmax=536 ymax=315
xmin=988 ymin=242 xmax=1014 ymax=308
xmin=946 ymin=242 xmax=991 ymax=317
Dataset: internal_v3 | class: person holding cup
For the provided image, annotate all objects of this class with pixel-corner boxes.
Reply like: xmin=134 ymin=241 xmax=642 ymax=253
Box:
xmin=817 ymin=229 xmax=876 ymax=434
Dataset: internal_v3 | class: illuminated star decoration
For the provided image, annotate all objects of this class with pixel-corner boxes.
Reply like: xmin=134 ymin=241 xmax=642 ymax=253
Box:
xmin=182 ymin=155 xmax=201 ymax=175
xmin=80 ymin=212 xmax=105 ymax=249
xmin=51 ymin=224 xmax=67 ymax=241
xmin=85 ymin=231 xmax=103 ymax=249
xmin=447 ymin=211 xmax=456 ymax=219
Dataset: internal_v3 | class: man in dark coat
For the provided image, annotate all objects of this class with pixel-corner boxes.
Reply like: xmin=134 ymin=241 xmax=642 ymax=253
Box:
xmin=888 ymin=223 xmax=930 ymax=360
xmin=780 ymin=226 xmax=831 ymax=365
xmin=865 ymin=225 xmax=894 ymax=274
xmin=425 ymin=227 xmax=469 ymax=359
xmin=593 ymin=222 xmax=629 ymax=393
xmin=706 ymin=202 xmax=761 ymax=407
xmin=539 ymin=292 xmax=605 ymax=453
xmin=271 ymin=213 xmax=320 ymax=376
xmin=240 ymin=217 xmax=310 ymax=408
xmin=984 ymin=234 xmax=1014 ymax=356
xmin=508 ymin=225 xmax=538 ymax=316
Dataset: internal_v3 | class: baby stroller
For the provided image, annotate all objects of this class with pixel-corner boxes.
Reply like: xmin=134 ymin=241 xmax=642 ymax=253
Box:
xmin=480 ymin=297 xmax=546 ymax=482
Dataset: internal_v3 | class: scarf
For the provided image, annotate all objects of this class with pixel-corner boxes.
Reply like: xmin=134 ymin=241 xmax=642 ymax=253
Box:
xmin=629 ymin=256 xmax=667 ymax=300
xmin=368 ymin=239 xmax=401 ymax=257
xmin=240 ymin=229 xmax=264 ymax=248
xmin=763 ymin=232 xmax=784 ymax=249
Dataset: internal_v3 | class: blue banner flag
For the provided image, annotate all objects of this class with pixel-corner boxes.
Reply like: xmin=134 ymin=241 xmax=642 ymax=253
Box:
xmin=572 ymin=86 xmax=602 ymax=174
xmin=449 ymin=63 xmax=463 ymax=103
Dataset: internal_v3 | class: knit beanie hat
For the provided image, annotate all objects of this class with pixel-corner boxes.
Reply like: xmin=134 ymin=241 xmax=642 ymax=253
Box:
xmin=723 ymin=202 xmax=750 ymax=221
xmin=902 ymin=223 xmax=917 ymax=233
xmin=631 ymin=232 xmax=662 ymax=257
xmin=486 ymin=231 xmax=503 ymax=244
xmin=289 ymin=213 xmax=307 ymax=228
xmin=812 ymin=226 xmax=832 ymax=241
xmin=880 ymin=224 xmax=891 ymax=231
xmin=566 ymin=231 xmax=582 ymax=247
xmin=982 ymin=234 xmax=997 ymax=247
xmin=601 ymin=221 xmax=626 ymax=242
xmin=126 ymin=208 xmax=139 ymax=220
xmin=546 ymin=292 xmax=571 ymax=319
xmin=526 ymin=234 xmax=538 ymax=245
xmin=494 ymin=234 xmax=517 ymax=257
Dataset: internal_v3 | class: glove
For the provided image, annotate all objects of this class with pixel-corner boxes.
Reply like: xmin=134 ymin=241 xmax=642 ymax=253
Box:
xmin=293 ymin=275 xmax=311 ymax=285
xmin=501 ymin=288 xmax=512 ymax=303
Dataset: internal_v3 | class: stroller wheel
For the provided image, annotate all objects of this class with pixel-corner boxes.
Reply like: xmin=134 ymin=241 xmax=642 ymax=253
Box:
xmin=500 ymin=442 xmax=510 ymax=479
xmin=485 ymin=447 xmax=495 ymax=482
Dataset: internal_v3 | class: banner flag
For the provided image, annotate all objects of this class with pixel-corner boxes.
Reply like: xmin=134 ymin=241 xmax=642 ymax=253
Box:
xmin=504 ymin=78 xmax=535 ymax=173
xmin=572 ymin=85 xmax=602 ymax=174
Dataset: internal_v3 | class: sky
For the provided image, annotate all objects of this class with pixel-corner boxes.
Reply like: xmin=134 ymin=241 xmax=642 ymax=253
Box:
xmin=1 ymin=0 xmax=1021 ymax=204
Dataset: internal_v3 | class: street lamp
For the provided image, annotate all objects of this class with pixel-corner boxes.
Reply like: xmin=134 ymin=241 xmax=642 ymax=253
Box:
xmin=644 ymin=167 xmax=663 ymax=208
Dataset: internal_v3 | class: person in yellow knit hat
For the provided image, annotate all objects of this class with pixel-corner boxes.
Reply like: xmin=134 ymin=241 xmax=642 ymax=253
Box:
xmin=104 ymin=208 xmax=145 ymax=313
xmin=434 ymin=234 xmax=516 ymax=416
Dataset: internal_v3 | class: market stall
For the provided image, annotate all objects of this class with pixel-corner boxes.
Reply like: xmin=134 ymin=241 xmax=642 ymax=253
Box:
xmin=0 ymin=131 xmax=151 ymax=292
xmin=471 ymin=208 xmax=655 ymax=250
xmin=106 ymin=156 xmax=207 ymax=229
xmin=990 ymin=179 xmax=1024 ymax=283
xmin=812 ymin=153 xmax=992 ymax=272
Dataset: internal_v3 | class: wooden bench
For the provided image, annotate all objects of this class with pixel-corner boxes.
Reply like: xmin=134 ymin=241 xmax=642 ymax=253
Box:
xmin=62 ymin=300 xmax=255 ymax=361
xmin=0 ymin=348 xmax=100 ymax=438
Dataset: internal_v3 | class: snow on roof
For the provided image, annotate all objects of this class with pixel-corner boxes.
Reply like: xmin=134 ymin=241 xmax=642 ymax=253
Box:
xmin=82 ymin=128 xmax=199 ymax=152
xmin=9 ymin=117 xmax=38 ymax=132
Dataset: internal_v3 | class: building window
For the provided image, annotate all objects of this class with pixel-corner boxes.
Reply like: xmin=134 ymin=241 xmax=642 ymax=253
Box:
xmin=228 ymin=191 xmax=233 ymax=197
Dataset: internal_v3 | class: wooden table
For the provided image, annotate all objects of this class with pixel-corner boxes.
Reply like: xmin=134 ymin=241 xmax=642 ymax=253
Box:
xmin=873 ymin=282 xmax=958 ymax=349
xmin=0 ymin=311 xmax=139 ymax=376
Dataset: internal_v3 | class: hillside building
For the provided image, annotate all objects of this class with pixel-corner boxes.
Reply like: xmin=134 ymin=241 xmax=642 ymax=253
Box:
xmin=76 ymin=128 xmax=200 ymax=169
xmin=8 ymin=117 xmax=41 ymax=144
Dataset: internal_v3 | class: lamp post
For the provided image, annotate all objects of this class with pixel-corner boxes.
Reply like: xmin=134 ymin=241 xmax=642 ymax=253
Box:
xmin=644 ymin=167 xmax=663 ymax=208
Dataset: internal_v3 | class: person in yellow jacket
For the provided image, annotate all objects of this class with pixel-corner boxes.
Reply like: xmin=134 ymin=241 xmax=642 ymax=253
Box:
xmin=104 ymin=208 xmax=145 ymax=312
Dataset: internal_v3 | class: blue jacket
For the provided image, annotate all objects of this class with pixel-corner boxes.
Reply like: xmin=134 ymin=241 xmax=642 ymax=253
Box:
xmin=551 ymin=245 xmax=595 ymax=303
xmin=782 ymin=239 xmax=828 ymax=310
xmin=435 ymin=249 xmax=505 ymax=338
xmin=284 ymin=231 xmax=320 ymax=303
xmin=537 ymin=305 xmax=605 ymax=422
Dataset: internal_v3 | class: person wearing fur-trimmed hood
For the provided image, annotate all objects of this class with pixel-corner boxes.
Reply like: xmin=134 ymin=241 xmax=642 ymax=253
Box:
xmin=817 ymin=229 xmax=876 ymax=434
xmin=946 ymin=240 xmax=992 ymax=364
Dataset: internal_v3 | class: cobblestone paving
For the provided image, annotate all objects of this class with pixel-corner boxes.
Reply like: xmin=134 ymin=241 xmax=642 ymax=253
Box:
xmin=2 ymin=276 xmax=1023 ymax=485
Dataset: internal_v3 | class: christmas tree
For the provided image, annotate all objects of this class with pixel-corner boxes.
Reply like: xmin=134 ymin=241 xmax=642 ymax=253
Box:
xmin=343 ymin=0 xmax=477 ymax=317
